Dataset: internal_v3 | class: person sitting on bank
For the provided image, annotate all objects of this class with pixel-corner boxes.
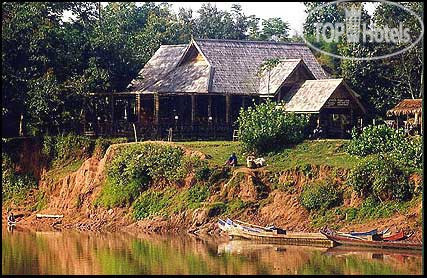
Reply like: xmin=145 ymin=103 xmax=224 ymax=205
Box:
xmin=225 ymin=152 xmax=238 ymax=167
xmin=7 ymin=212 xmax=16 ymax=223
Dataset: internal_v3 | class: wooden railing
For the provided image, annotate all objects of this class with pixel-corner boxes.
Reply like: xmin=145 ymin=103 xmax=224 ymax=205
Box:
xmin=83 ymin=121 xmax=234 ymax=141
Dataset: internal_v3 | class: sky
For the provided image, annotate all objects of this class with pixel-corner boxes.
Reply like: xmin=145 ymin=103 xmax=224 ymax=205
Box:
xmin=167 ymin=2 xmax=379 ymax=36
xmin=66 ymin=2 xmax=379 ymax=35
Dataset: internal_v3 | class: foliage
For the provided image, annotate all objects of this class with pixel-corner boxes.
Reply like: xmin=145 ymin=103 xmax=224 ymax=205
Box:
xmin=92 ymin=137 xmax=128 ymax=159
xmin=346 ymin=125 xmax=405 ymax=156
xmin=187 ymin=184 xmax=210 ymax=208
xmin=237 ymin=100 xmax=310 ymax=154
xmin=42 ymin=133 xmax=93 ymax=166
xmin=132 ymin=189 xmax=175 ymax=220
xmin=97 ymin=143 xmax=190 ymax=208
xmin=95 ymin=178 xmax=146 ymax=209
xmin=299 ymin=179 xmax=342 ymax=211
xmin=2 ymin=154 xmax=37 ymax=203
xmin=347 ymin=125 xmax=422 ymax=170
xmin=180 ymin=155 xmax=212 ymax=182
xmin=349 ymin=154 xmax=413 ymax=202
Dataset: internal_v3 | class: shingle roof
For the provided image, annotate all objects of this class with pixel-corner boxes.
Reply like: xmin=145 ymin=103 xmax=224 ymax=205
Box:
xmin=283 ymin=79 xmax=344 ymax=112
xmin=145 ymin=62 xmax=211 ymax=93
xmin=127 ymin=39 xmax=329 ymax=95
xmin=127 ymin=44 xmax=187 ymax=92
xmin=258 ymin=59 xmax=305 ymax=96
xmin=195 ymin=39 xmax=328 ymax=94
xmin=387 ymin=99 xmax=422 ymax=116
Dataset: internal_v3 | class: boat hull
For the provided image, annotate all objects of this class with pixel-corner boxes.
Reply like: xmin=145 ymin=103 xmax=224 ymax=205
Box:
xmin=321 ymin=231 xmax=422 ymax=250
xmin=228 ymin=228 xmax=335 ymax=248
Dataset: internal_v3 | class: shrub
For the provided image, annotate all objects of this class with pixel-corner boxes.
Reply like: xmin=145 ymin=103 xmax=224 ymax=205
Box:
xmin=92 ymin=137 xmax=128 ymax=159
xmin=237 ymin=99 xmax=310 ymax=154
xmin=42 ymin=133 xmax=93 ymax=165
xmin=389 ymin=135 xmax=422 ymax=170
xmin=349 ymin=154 xmax=413 ymax=202
xmin=346 ymin=125 xmax=405 ymax=156
xmin=132 ymin=189 xmax=174 ymax=220
xmin=299 ymin=179 xmax=342 ymax=211
xmin=97 ymin=143 xmax=186 ymax=208
xmin=187 ymin=184 xmax=210 ymax=206
xmin=347 ymin=125 xmax=422 ymax=170
xmin=2 ymin=160 xmax=37 ymax=203
xmin=181 ymin=155 xmax=212 ymax=182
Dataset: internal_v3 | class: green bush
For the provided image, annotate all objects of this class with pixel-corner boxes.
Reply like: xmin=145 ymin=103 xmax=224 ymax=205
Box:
xmin=237 ymin=100 xmax=310 ymax=154
xmin=42 ymin=133 xmax=93 ymax=165
xmin=181 ymin=155 xmax=212 ymax=182
xmin=349 ymin=154 xmax=413 ymax=202
xmin=92 ymin=137 xmax=128 ymax=159
xmin=299 ymin=179 xmax=342 ymax=211
xmin=187 ymin=184 xmax=210 ymax=207
xmin=347 ymin=125 xmax=404 ymax=156
xmin=347 ymin=125 xmax=422 ymax=170
xmin=2 ymin=154 xmax=37 ymax=202
xmin=97 ymin=143 xmax=187 ymax=208
xmin=132 ymin=189 xmax=174 ymax=220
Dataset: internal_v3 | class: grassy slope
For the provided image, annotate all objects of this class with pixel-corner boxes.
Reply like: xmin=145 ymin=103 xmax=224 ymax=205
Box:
xmin=177 ymin=139 xmax=360 ymax=171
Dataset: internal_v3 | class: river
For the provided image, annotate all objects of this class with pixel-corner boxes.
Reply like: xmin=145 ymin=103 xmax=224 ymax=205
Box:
xmin=2 ymin=227 xmax=422 ymax=275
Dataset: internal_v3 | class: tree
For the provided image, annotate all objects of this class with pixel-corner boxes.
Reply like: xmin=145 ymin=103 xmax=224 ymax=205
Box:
xmin=259 ymin=18 xmax=290 ymax=41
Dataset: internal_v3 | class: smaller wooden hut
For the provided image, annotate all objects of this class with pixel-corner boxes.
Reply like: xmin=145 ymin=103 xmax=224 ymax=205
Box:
xmin=387 ymin=99 xmax=422 ymax=135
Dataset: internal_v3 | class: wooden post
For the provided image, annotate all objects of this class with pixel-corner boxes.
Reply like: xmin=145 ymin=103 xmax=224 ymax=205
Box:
xmin=136 ymin=94 xmax=141 ymax=123
xmin=191 ymin=94 xmax=196 ymax=128
xmin=191 ymin=95 xmax=196 ymax=135
xmin=111 ymin=94 xmax=115 ymax=135
xmin=154 ymin=93 xmax=159 ymax=126
xmin=225 ymin=95 xmax=231 ymax=125
xmin=208 ymin=95 xmax=212 ymax=119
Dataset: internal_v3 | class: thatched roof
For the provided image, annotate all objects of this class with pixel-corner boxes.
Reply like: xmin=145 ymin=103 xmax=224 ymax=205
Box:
xmin=195 ymin=39 xmax=328 ymax=94
xmin=258 ymin=59 xmax=314 ymax=96
xmin=282 ymin=79 xmax=365 ymax=113
xmin=127 ymin=45 xmax=187 ymax=92
xmin=127 ymin=39 xmax=328 ymax=95
xmin=387 ymin=99 xmax=422 ymax=116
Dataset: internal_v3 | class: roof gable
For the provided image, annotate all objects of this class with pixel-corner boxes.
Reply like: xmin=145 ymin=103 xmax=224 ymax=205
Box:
xmin=127 ymin=44 xmax=187 ymax=92
xmin=194 ymin=39 xmax=328 ymax=95
xmin=283 ymin=79 xmax=343 ymax=112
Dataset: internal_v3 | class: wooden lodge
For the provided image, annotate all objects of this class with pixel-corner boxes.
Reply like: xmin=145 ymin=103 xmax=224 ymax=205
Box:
xmin=85 ymin=39 xmax=366 ymax=140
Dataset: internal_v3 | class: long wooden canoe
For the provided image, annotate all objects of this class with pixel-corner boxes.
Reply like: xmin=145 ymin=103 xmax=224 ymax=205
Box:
xmin=220 ymin=219 xmax=334 ymax=247
xmin=320 ymin=229 xmax=422 ymax=250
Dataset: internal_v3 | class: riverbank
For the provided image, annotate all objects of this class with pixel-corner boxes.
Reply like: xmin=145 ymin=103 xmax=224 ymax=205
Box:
xmin=2 ymin=138 xmax=423 ymax=243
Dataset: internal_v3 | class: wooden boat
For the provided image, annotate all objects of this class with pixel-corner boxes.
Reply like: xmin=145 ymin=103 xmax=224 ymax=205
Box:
xmin=320 ymin=228 xmax=422 ymax=250
xmin=347 ymin=229 xmax=378 ymax=237
xmin=382 ymin=231 xmax=406 ymax=241
xmin=219 ymin=218 xmax=334 ymax=248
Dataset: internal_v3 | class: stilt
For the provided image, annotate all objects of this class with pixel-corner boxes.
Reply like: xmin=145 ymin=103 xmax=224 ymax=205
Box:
xmin=225 ymin=95 xmax=231 ymax=125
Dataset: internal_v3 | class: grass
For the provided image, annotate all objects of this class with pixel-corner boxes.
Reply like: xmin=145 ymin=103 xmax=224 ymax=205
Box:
xmin=45 ymin=159 xmax=84 ymax=181
xmin=176 ymin=141 xmax=242 ymax=167
xmin=309 ymin=195 xmax=422 ymax=229
xmin=178 ymin=140 xmax=360 ymax=171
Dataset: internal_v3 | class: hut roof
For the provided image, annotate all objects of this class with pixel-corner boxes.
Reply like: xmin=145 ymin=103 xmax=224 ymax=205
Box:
xmin=282 ymin=79 xmax=366 ymax=113
xmin=194 ymin=39 xmax=328 ymax=94
xmin=127 ymin=45 xmax=187 ymax=92
xmin=128 ymin=39 xmax=328 ymax=95
xmin=387 ymin=99 xmax=422 ymax=116
xmin=258 ymin=59 xmax=314 ymax=96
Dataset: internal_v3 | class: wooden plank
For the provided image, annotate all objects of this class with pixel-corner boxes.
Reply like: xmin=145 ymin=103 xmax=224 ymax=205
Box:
xmin=36 ymin=214 xmax=64 ymax=219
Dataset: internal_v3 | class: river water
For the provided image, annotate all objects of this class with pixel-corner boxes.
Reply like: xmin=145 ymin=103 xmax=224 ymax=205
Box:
xmin=2 ymin=227 xmax=422 ymax=275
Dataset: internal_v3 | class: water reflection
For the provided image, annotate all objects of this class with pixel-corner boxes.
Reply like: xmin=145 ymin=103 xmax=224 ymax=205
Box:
xmin=2 ymin=227 xmax=422 ymax=275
